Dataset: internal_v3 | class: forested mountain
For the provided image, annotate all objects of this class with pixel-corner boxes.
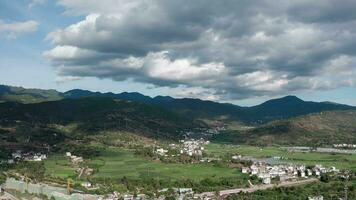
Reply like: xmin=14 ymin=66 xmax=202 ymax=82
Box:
xmin=214 ymin=110 xmax=356 ymax=146
xmin=1 ymin=85 xmax=354 ymax=124
xmin=0 ymin=97 xmax=199 ymax=150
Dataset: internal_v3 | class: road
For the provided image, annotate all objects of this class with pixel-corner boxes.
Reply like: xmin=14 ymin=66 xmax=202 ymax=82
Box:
xmin=195 ymin=178 xmax=318 ymax=198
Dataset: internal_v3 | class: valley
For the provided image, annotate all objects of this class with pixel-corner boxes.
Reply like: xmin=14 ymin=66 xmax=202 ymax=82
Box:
xmin=0 ymin=85 xmax=356 ymax=199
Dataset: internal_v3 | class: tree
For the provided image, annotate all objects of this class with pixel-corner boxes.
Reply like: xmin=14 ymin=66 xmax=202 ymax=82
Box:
xmin=0 ymin=172 xmax=6 ymax=185
xmin=320 ymin=174 xmax=329 ymax=183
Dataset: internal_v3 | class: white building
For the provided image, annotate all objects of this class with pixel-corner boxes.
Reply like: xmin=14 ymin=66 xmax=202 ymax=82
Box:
xmin=308 ymin=196 xmax=323 ymax=200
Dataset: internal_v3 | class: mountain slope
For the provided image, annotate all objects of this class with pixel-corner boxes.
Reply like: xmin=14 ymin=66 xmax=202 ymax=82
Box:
xmin=1 ymin=85 xmax=355 ymax=124
xmin=0 ymin=85 xmax=62 ymax=103
xmin=0 ymin=97 xmax=198 ymax=149
xmin=220 ymin=110 xmax=356 ymax=146
xmin=245 ymin=95 xmax=354 ymax=123
xmin=63 ymin=90 xmax=356 ymax=124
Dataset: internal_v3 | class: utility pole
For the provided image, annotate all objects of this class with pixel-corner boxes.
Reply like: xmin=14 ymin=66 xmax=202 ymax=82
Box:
xmin=25 ymin=176 xmax=30 ymax=191
xmin=67 ymin=178 xmax=73 ymax=195
xmin=344 ymin=184 xmax=348 ymax=200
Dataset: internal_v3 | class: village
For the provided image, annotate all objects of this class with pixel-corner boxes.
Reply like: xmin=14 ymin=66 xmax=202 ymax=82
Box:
xmin=0 ymin=140 xmax=353 ymax=200
xmin=3 ymin=150 xmax=48 ymax=164
xmin=333 ymin=144 xmax=356 ymax=149
xmin=155 ymin=138 xmax=210 ymax=158
xmin=241 ymin=161 xmax=341 ymax=185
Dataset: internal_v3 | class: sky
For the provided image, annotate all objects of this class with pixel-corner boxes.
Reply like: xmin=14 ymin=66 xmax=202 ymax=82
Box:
xmin=1 ymin=0 xmax=356 ymax=106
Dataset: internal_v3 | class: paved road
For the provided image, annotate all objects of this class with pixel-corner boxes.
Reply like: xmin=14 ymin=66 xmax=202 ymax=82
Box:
xmin=195 ymin=178 xmax=318 ymax=198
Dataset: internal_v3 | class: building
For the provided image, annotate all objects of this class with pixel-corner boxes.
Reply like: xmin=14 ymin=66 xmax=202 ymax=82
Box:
xmin=241 ymin=167 xmax=249 ymax=174
xmin=155 ymin=148 xmax=168 ymax=156
xmin=262 ymin=177 xmax=271 ymax=184
xmin=308 ymin=196 xmax=323 ymax=200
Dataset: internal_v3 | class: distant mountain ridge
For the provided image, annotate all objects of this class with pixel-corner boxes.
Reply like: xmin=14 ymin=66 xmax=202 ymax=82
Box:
xmin=0 ymin=97 xmax=197 ymax=150
xmin=0 ymin=84 xmax=355 ymax=124
xmin=214 ymin=110 xmax=356 ymax=146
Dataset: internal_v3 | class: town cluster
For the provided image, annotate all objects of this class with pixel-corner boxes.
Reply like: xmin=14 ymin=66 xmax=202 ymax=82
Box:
xmin=155 ymin=138 xmax=209 ymax=157
xmin=242 ymin=162 xmax=340 ymax=184
xmin=6 ymin=150 xmax=47 ymax=164
xmin=181 ymin=125 xmax=225 ymax=138
xmin=179 ymin=138 xmax=209 ymax=156
xmin=333 ymin=143 xmax=356 ymax=149
xmin=65 ymin=152 xmax=95 ymax=178
xmin=65 ymin=152 xmax=84 ymax=165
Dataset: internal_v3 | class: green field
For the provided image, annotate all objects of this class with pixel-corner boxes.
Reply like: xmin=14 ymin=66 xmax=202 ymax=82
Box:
xmin=44 ymin=155 xmax=76 ymax=178
xmin=44 ymin=143 xmax=356 ymax=182
xmin=45 ymin=147 xmax=244 ymax=181
xmin=206 ymin=144 xmax=356 ymax=170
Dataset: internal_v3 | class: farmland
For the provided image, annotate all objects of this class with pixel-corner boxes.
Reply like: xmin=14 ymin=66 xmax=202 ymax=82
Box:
xmin=205 ymin=144 xmax=356 ymax=170
xmin=45 ymin=147 xmax=245 ymax=180
xmin=44 ymin=143 xmax=356 ymax=181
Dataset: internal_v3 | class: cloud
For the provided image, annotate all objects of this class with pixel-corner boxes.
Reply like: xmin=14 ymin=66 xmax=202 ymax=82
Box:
xmin=45 ymin=0 xmax=356 ymax=100
xmin=28 ymin=0 xmax=47 ymax=9
xmin=0 ymin=20 xmax=38 ymax=39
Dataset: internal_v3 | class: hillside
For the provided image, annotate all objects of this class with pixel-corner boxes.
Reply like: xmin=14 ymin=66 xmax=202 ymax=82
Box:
xmin=0 ymin=97 xmax=199 ymax=150
xmin=1 ymin=85 xmax=354 ymax=125
xmin=0 ymin=85 xmax=62 ymax=103
xmin=245 ymin=95 xmax=355 ymax=123
xmin=214 ymin=110 xmax=356 ymax=146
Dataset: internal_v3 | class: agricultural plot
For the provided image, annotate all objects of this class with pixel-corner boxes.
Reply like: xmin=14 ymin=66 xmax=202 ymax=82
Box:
xmin=44 ymin=155 xmax=76 ymax=178
xmin=88 ymin=147 xmax=244 ymax=180
xmin=206 ymin=144 xmax=356 ymax=170
xmin=44 ymin=147 xmax=245 ymax=181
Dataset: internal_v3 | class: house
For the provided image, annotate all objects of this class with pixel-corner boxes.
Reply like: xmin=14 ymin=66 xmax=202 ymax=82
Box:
xmin=178 ymin=188 xmax=193 ymax=195
xmin=242 ymin=167 xmax=249 ymax=174
xmin=307 ymin=169 xmax=313 ymax=176
xmin=262 ymin=177 xmax=271 ymax=184
xmin=279 ymin=175 xmax=291 ymax=182
xmin=123 ymin=194 xmax=134 ymax=200
xmin=81 ymin=182 xmax=92 ymax=188
xmin=32 ymin=155 xmax=42 ymax=162
xmin=156 ymin=148 xmax=168 ymax=156
xmin=12 ymin=151 xmax=22 ymax=160
xmin=314 ymin=170 xmax=321 ymax=176
xmin=308 ymin=196 xmax=323 ymax=200
xmin=232 ymin=155 xmax=242 ymax=160
xmin=300 ymin=171 xmax=306 ymax=178
xmin=251 ymin=166 xmax=258 ymax=175
xmin=70 ymin=155 xmax=84 ymax=164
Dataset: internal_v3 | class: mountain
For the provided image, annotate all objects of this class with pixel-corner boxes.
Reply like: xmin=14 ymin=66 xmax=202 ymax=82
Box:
xmin=0 ymin=85 xmax=62 ymax=104
xmin=214 ymin=110 xmax=356 ymax=146
xmin=244 ymin=95 xmax=355 ymax=123
xmin=60 ymin=89 xmax=356 ymax=124
xmin=0 ymin=97 xmax=199 ymax=149
xmin=0 ymin=85 xmax=355 ymax=124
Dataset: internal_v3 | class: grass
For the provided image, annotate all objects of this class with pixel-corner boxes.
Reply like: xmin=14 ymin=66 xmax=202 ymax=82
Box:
xmin=44 ymin=155 xmax=76 ymax=178
xmin=44 ymin=147 xmax=244 ymax=181
xmin=89 ymin=147 xmax=243 ymax=180
xmin=205 ymin=143 xmax=356 ymax=170
xmin=45 ymin=143 xmax=356 ymax=181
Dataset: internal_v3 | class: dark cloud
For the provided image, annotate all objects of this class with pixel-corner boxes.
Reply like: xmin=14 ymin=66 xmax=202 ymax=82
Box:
xmin=44 ymin=0 xmax=356 ymax=100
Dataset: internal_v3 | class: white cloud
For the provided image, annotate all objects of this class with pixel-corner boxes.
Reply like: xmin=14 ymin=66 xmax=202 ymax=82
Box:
xmin=44 ymin=0 xmax=356 ymax=100
xmin=0 ymin=20 xmax=38 ymax=39
xmin=28 ymin=0 xmax=47 ymax=9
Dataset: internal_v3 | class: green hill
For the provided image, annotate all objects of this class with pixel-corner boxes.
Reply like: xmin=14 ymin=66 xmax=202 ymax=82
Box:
xmin=1 ymin=85 xmax=355 ymax=125
xmin=0 ymin=97 xmax=199 ymax=150
xmin=0 ymin=85 xmax=62 ymax=103
xmin=215 ymin=110 xmax=356 ymax=146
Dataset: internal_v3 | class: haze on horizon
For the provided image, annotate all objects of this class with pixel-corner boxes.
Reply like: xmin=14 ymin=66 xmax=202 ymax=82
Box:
xmin=1 ymin=0 xmax=356 ymax=106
